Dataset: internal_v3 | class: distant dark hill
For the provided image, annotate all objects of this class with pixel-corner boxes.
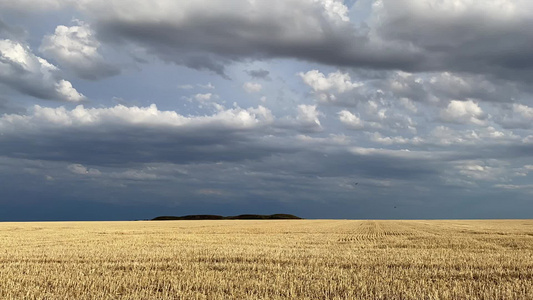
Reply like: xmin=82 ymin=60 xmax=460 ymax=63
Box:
xmin=230 ymin=214 xmax=302 ymax=220
xmin=152 ymin=215 xmax=224 ymax=220
xmin=152 ymin=214 xmax=302 ymax=220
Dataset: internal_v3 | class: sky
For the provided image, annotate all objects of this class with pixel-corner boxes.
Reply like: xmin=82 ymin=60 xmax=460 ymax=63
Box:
xmin=1 ymin=0 xmax=532 ymax=221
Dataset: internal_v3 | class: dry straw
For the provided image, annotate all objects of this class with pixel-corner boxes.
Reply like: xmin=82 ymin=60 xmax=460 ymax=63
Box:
xmin=0 ymin=220 xmax=532 ymax=299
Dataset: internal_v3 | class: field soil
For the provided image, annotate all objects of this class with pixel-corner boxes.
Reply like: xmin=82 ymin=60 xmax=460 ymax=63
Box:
xmin=0 ymin=220 xmax=532 ymax=299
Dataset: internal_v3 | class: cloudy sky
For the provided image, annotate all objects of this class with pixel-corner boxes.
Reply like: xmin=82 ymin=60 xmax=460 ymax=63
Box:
xmin=1 ymin=0 xmax=532 ymax=220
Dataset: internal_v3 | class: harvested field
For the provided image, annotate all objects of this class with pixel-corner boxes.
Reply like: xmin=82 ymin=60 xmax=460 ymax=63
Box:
xmin=0 ymin=220 xmax=532 ymax=299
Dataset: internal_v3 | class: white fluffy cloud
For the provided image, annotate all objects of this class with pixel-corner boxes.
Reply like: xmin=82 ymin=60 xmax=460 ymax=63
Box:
xmin=0 ymin=39 xmax=85 ymax=102
xmin=514 ymin=104 xmax=533 ymax=120
xmin=243 ymin=82 xmax=262 ymax=93
xmin=453 ymin=160 xmax=508 ymax=182
xmin=299 ymin=70 xmax=365 ymax=106
xmin=0 ymin=103 xmax=282 ymax=166
xmin=40 ymin=22 xmax=119 ymax=80
xmin=299 ymin=70 xmax=360 ymax=93
xmin=68 ymin=163 xmax=101 ymax=175
xmin=440 ymin=100 xmax=487 ymax=125
xmin=369 ymin=132 xmax=423 ymax=146
xmin=498 ymin=103 xmax=533 ymax=129
xmin=54 ymin=80 xmax=85 ymax=102
xmin=193 ymin=93 xmax=213 ymax=103
xmin=0 ymin=103 xmax=274 ymax=131
xmin=338 ymin=110 xmax=364 ymax=129
xmin=428 ymin=126 xmax=516 ymax=146
xmin=385 ymin=71 xmax=517 ymax=104
xmin=296 ymin=104 xmax=322 ymax=131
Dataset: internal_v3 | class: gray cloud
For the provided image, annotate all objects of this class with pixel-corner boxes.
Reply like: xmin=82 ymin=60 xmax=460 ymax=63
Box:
xmin=0 ymin=0 xmax=73 ymax=12
xmin=1 ymin=99 xmax=532 ymax=219
xmin=0 ymin=104 xmax=285 ymax=165
xmin=1 ymin=102 xmax=530 ymax=184
xmin=246 ymin=69 xmax=271 ymax=80
xmin=0 ymin=19 xmax=26 ymax=39
xmin=0 ymin=97 xmax=25 ymax=114
xmin=383 ymin=71 xmax=523 ymax=104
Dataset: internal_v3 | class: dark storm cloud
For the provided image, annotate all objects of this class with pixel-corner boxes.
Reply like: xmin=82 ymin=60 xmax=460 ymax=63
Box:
xmin=256 ymin=149 xmax=442 ymax=182
xmin=80 ymin=0 xmax=419 ymax=76
xmin=0 ymin=104 xmax=292 ymax=165
xmin=64 ymin=0 xmax=533 ymax=83
xmin=372 ymin=0 xmax=533 ymax=80
xmin=3 ymin=0 xmax=533 ymax=82
xmin=0 ymin=103 xmax=498 ymax=186
xmin=0 ymin=126 xmax=294 ymax=165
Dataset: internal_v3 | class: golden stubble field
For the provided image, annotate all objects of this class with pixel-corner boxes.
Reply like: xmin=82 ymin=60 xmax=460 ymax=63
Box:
xmin=0 ymin=220 xmax=532 ymax=299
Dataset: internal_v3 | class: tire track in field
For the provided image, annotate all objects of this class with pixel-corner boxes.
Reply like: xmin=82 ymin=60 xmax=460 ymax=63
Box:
xmin=338 ymin=221 xmax=414 ymax=243
xmin=398 ymin=221 xmax=515 ymax=250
